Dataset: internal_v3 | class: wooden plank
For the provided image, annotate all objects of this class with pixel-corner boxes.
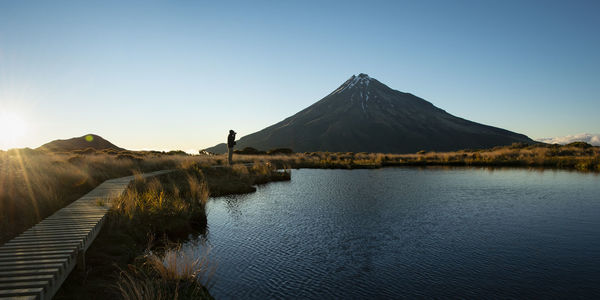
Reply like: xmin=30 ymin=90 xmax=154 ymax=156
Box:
xmin=22 ymin=229 xmax=90 ymax=234
xmin=13 ymin=233 xmax=89 ymax=240
xmin=0 ymin=242 xmax=79 ymax=249
xmin=32 ymin=225 xmax=98 ymax=230
xmin=28 ymin=226 xmax=94 ymax=231
xmin=32 ymin=223 xmax=96 ymax=227
xmin=0 ymin=263 xmax=66 ymax=272
xmin=0 ymin=288 xmax=43 ymax=298
xmin=0 ymin=295 xmax=37 ymax=300
xmin=46 ymin=216 xmax=104 ymax=220
xmin=40 ymin=218 xmax=101 ymax=222
xmin=0 ymin=268 xmax=61 ymax=277
xmin=37 ymin=219 xmax=98 ymax=224
xmin=0 ymin=249 xmax=76 ymax=258
xmin=5 ymin=239 xmax=83 ymax=245
xmin=0 ymin=281 xmax=49 ymax=291
xmin=53 ymin=212 xmax=105 ymax=215
xmin=4 ymin=241 xmax=83 ymax=248
xmin=0 ymin=254 xmax=73 ymax=263
xmin=0 ymin=275 xmax=55 ymax=284
xmin=0 ymin=245 xmax=78 ymax=253
xmin=0 ymin=258 xmax=69 ymax=267
xmin=13 ymin=234 xmax=90 ymax=242
xmin=11 ymin=237 xmax=88 ymax=244
xmin=37 ymin=219 xmax=99 ymax=223
xmin=18 ymin=229 xmax=91 ymax=234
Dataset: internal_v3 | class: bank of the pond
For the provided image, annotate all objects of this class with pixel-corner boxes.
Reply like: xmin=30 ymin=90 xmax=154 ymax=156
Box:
xmin=232 ymin=142 xmax=600 ymax=172
xmin=54 ymin=163 xmax=290 ymax=300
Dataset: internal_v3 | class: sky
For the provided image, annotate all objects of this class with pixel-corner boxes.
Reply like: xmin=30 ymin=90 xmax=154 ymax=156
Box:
xmin=0 ymin=0 xmax=599 ymax=152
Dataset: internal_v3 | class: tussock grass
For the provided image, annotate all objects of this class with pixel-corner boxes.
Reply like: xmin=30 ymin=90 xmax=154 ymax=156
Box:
xmin=226 ymin=143 xmax=600 ymax=172
xmin=0 ymin=149 xmax=216 ymax=245
xmin=201 ymin=162 xmax=291 ymax=196
xmin=111 ymin=166 xmax=210 ymax=239
xmin=117 ymin=246 xmax=214 ymax=300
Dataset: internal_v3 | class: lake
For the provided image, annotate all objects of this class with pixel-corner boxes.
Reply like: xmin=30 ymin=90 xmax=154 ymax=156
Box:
xmin=184 ymin=167 xmax=600 ymax=299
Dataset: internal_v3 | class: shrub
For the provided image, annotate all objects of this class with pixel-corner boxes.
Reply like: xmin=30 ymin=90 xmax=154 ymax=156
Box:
xmin=166 ymin=150 xmax=189 ymax=156
xmin=234 ymin=147 xmax=267 ymax=155
xmin=566 ymin=142 xmax=592 ymax=148
xmin=267 ymin=148 xmax=294 ymax=155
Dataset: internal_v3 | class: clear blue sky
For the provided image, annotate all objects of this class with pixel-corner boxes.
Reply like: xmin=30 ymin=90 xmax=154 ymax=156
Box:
xmin=1 ymin=0 xmax=598 ymax=151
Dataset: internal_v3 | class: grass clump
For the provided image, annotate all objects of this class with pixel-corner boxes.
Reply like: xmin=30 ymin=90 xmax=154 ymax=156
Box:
xmin=111 ymin=166 xmax=209 ymax=239
xmin=117 ymin=246 xmax=214 ymax=300
xmin=201 ymin=162 xmax=291 ymax=196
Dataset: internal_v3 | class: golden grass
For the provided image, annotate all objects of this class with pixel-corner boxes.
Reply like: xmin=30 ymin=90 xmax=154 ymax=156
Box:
xmin=225 ymin=143 xmax=600 ymax=172
xmin=111 ymin=166 xmax=210 ymax=239
xmin=0 ymin=149 xmax=217 ymax=244
xmin=146 ymin=246 xmax=214 ymax=286
xmin=200 ymin=162 xmax=291 ymax=196
xmin=117 ymin=246 xmax=214 ymax=300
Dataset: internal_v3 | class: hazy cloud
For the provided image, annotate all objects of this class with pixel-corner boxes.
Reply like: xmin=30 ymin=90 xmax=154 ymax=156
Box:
xmin=537 ymin=133 xmax=600 ymax=146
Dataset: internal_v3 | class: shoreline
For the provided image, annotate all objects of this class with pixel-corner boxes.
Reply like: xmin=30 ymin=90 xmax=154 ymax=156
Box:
xmin=231 ymin=143 xmax=600 ymax=173
xmin=54 ymin=163 xmax=290 ymax=300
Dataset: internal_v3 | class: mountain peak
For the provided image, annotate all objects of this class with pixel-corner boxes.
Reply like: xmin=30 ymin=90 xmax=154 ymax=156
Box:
xmin=350 ymin=73 xmax=371 ymax=83
xmin=333 ymin=73 xmax=373 ymax=95
xmin=204 ymin=74 xmax=533 ymax=154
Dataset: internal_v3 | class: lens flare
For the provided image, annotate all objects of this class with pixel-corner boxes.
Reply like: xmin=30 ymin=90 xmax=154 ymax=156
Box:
xmin=0 ymin=112 xmax=28 ymax=150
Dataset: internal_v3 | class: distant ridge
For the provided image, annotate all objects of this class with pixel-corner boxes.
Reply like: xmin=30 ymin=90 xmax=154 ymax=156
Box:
xmin=205 ymin=73 xmax=533 ymax=154
xmin=538 ymin=133 xmax=600 ymax=146
xmin=37 ymin=134 xmax=123 ymax=152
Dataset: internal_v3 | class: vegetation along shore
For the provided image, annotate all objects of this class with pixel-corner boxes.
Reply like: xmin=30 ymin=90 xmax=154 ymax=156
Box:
xmin=228 ymin=142 xmax=600 ymax=172
xmin=54 ymin=161 xmax=290 ymax=299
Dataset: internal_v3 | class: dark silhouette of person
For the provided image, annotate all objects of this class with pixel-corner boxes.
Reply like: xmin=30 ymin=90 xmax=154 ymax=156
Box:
xmin=227 ymin=130 xmax=236 ymax=165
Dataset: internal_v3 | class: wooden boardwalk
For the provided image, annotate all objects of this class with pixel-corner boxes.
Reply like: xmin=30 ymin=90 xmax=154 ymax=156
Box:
xmin=0 ymin=170 xmax=171 ymax=300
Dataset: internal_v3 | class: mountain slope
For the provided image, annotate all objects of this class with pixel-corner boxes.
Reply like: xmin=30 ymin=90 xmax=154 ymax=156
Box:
xmin=37 ymin=134 xmax=123 ymax=152
xmin=206 ymin=74 xmax=533 ymax=154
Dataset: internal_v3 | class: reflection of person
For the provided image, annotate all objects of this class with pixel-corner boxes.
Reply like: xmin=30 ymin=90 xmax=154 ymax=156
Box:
xmin=227 ymin=130 xmax=236 ymax=165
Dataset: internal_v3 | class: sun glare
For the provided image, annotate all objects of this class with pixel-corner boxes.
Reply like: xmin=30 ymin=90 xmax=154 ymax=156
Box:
xmin=0 ymin=112 xmax=28 ymax=150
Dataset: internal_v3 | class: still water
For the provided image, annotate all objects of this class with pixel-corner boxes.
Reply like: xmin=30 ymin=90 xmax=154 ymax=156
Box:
xmin=185 ymin=168 xmax=600 ymax=299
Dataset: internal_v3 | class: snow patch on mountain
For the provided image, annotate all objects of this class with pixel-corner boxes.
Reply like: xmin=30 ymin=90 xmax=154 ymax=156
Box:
xmin=537 ymin=133 xmax=600 ymax=146
xmin=338 ymin=73 xmax=371 ymax=94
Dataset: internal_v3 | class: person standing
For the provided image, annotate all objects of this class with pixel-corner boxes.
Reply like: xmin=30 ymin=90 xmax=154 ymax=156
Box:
xmin=227 ymin=130 xmax=236 ymax=165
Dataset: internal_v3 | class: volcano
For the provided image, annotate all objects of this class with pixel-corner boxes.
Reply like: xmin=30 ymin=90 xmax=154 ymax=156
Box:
xmin=206 ymin=73 xmax=533 ymax=154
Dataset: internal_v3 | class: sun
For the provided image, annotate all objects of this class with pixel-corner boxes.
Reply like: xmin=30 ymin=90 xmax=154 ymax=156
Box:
xmin=0 ymin=112 xmax=28 ymax=150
